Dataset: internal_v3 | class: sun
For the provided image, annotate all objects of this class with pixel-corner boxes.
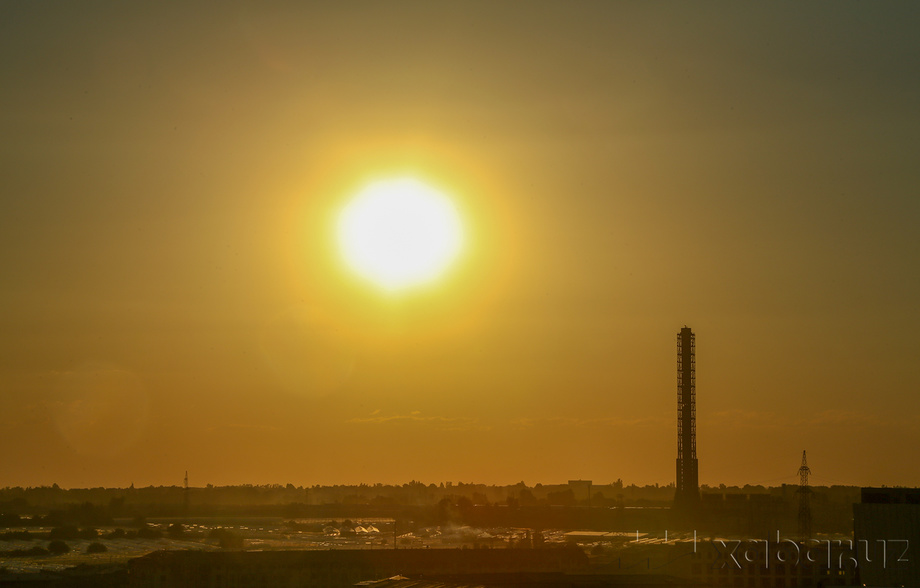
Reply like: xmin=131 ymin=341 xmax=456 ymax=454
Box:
xmin=337 ymin=178 xmax=464 ymax=291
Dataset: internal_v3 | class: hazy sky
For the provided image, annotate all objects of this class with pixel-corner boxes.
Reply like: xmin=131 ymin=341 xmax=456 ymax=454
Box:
xmin=2 ymin=2 xmax=919 ymax=489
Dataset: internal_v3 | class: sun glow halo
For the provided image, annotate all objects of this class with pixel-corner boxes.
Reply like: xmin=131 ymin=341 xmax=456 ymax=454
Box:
xmin=337 ymin=178 xmax=464 ymax=291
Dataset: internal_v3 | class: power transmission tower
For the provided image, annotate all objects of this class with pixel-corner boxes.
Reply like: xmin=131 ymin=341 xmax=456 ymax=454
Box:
xmin=797 ymin=451 xmax=811 ymax=540
xmin=183 ymin=471 xmax=189 ymax=522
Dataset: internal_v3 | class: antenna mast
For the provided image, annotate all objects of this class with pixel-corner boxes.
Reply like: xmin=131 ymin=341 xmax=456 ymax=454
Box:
xmin=674 ymin=327 xmax=699 ymax=510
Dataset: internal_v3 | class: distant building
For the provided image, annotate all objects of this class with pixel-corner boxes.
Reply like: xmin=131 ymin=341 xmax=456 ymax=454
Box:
xmin=853 ymin=487 xmax=920 ymax=587
xmin=568 ymin=480 xmax=593 ymax=503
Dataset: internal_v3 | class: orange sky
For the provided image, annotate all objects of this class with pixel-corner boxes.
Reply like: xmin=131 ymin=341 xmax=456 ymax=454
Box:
xmin=1 ymin=2 xmax=919 ymax=489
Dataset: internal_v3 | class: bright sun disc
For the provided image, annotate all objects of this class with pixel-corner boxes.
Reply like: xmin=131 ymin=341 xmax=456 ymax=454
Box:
xmin=337 ymin=178 xmax=464 ymax=291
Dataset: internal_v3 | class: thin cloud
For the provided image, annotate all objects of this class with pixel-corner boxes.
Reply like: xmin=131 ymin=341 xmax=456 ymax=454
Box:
xmin=346 ymin=412 xmax=488 ymax=432
xmin=207 ymin=423 xmax=280 ymax=434
xmin=702 ymin=408 xmax=886 ymax=430
xmin=510 ymin=415 xmax=667 ymax=429
xmin=808 ymin=409 xmax=883 ymax=428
